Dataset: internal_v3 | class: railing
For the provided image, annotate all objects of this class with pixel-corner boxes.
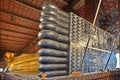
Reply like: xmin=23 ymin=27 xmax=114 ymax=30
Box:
xmin=41 ymin=69 xmax=120 ymax=80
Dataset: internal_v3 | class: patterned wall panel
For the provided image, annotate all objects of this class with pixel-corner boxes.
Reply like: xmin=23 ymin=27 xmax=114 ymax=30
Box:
xmin=102 ymin=0 xmax=118 ymax=14
xmin=69 ymin=13 xmax=117 ymax=73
